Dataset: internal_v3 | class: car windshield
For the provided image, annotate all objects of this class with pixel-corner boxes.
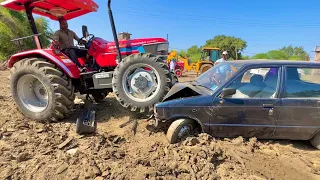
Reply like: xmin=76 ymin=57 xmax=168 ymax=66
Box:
xmin=195 ymin=62 xmax=244 ymax=91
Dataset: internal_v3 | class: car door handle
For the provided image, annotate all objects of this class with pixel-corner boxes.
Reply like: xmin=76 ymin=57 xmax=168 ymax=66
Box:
xmin=263 ymin=103 xmax=274 ymax=108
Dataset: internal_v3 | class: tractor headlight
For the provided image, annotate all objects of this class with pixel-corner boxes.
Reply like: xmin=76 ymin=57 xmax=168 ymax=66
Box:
xmin=157 ymin=43 xmax=168 ymax=52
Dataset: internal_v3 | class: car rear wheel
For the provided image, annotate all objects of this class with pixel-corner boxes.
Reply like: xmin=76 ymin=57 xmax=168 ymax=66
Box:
xmin=310 ymin=132 xmax=320 ymax=149
xmin=166 ymin=118 xmax=200 ymax=144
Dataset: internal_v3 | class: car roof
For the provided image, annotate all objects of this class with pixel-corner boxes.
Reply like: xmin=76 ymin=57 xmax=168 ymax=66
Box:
xmin=226 ymin=59 xmax=320 ymax=66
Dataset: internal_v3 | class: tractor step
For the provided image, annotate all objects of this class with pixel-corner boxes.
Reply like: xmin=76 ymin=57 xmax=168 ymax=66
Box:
xmin=80 ymin=70 xmax=99 ymax=76
xmin=80 ymin=71 xmax=114 ymax=90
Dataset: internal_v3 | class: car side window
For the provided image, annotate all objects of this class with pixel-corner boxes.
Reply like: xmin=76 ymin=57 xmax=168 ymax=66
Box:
xmin=241 ymin=68 xmax=270 ymax=83
xmin=225 ymin=67 xmax=280 ymax=99
xmin=285 ymin=67 xmax=320 ymax=98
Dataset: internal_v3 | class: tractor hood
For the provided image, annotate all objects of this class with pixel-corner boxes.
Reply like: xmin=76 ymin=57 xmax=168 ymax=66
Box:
xmin=106 ymin=38 xmax=168 ymax=51
xmin=162 ymin=82 xmax=213 ymax=102
xmin=0 ymin=0 xmax=99 ymax=20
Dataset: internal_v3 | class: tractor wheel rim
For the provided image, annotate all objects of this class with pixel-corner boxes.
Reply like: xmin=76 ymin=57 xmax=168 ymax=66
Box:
xmin=175 ymin=70 xmax=181 ymax=76
xmin=17 ymin=74 xmax=49 ymax=113
xmin=177 ymin=124 xmax=193 ymax=141
xmin=122 ymin=63 xmax=161 ymax=103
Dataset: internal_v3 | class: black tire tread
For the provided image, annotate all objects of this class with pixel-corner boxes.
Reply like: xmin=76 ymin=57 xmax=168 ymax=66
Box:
xmin=112 ymin=53 xmax=172 ymax=113
xmin=10 ymin=57 xmax=75 ymax=122
xmin=166 ymin=119 xmax=197 ymax=144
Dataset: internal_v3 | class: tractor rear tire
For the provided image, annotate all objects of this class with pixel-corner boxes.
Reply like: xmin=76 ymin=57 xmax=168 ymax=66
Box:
xmin=112 ymin=53 xmax=172 ymax=113
xmin=199 ymin=64 xmax=213 ymax=74
xmin=10 ymin=58 xmax=75 ymax=122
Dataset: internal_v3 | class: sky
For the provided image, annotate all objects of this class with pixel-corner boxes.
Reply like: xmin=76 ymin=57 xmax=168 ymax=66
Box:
xmin=48 ymin=0 xmax=320 ymax=59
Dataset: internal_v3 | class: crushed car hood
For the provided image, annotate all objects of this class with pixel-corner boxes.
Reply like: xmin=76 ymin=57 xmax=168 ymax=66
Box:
xmin=162 ymin=82 xmax=212 ymax=102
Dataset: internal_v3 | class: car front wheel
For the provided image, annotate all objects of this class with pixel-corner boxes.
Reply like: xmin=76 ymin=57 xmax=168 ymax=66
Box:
xmin=166 ymin=118 xmax=200 ymax=144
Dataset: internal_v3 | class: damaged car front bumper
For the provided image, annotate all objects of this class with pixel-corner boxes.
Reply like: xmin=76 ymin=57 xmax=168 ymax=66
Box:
xmin=152 ymin=107 xmax=159 ymax=127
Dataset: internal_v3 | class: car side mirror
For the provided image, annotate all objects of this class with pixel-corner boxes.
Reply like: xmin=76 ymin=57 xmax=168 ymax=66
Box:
xmin=82 ymin=25 xmax=89 ymax=38
xmin=220 ymin=88 xmax=236 ymax=98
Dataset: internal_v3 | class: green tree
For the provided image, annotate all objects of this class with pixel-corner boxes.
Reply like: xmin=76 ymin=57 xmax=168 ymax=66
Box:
xmin=241 ymin=55 xmax=251 ymax=60
xmin=204 ymin=35 xmax=247 ymax=60
xmin=0 ymin=6 xmax=52 ymax=61
xmin=279 ymin=45 xmax=309 ymax=61
xmin=186 ymin=45 xmax=201 ymax=62
xmin=178 ymin=50 xmax=187 ymax=58
xmin=266 ymin=50 xmax=288 ymax=60
xmin=186 ymin=45 xmax=201 ymax=56
xmin=252 ymin=53 xmax=269 ymax=59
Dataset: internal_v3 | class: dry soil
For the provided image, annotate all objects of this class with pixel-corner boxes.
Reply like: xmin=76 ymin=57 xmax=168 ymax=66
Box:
xmin=0 ymin=70 xmax=320 ymax=180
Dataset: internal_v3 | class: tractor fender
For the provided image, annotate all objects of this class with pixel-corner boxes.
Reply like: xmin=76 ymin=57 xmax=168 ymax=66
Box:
xmin=8 ymin=49 xmax=80 ymax=78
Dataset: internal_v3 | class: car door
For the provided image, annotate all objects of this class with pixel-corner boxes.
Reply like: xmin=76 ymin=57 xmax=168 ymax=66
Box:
xmin=273 ymin=66 xmax=320 ymax=140
xmin=209 ymin=65 xmax=282 ymax=139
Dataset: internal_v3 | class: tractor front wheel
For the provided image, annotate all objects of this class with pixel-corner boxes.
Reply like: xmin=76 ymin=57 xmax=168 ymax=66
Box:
xmin=10 ymin=58 xmax=75 ymax=122
xmin=112 ymin=53 xmax=172 ymax=113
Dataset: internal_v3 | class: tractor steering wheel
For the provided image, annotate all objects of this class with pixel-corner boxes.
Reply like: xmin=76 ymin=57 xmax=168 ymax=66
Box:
xmin=79 ymin=34 xmax=95 ymax=48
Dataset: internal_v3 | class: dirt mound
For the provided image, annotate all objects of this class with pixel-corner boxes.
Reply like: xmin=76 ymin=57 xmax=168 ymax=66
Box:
xmin=0 ymin=70 xmax=320 ymax=180
xmin=0 ymin=60 xmax=8 ymax=71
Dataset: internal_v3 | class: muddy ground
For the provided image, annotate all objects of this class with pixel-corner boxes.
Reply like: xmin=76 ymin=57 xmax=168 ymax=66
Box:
xmin=1 ymin=70 xmax=320 ymax=180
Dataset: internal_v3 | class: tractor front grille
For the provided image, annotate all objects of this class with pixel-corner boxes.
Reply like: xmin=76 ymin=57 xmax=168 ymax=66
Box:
xmin=143 ymin=42 xmax=169 ymax=56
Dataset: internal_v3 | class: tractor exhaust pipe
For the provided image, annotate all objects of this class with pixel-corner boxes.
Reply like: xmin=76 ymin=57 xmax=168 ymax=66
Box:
xmin=108 ymin=0 xmax=122 ymax=63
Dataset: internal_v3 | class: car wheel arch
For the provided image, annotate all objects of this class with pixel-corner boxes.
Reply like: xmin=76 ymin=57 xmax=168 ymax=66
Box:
xmin=309 ymin=128 xmax=320 ymax=140
xmin=168 ymin=116 xmax=204 ymax=133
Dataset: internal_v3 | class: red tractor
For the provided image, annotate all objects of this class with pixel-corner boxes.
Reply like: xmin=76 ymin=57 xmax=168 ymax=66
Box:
xmin=175 ymin=61 xmax=185 ymax=77
xmin=1 ymin=0 xmax=177 ymax=122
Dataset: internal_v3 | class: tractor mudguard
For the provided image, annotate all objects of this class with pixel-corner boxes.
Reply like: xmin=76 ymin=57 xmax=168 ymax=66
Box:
xmin=8 ymin=49 xmax=81 ymax=78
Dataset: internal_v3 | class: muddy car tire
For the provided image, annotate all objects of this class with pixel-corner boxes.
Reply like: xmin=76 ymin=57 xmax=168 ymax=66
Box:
xmin=310 ymin=132 xmax=320 ymax=149
xmin=10 ymin=58 xmax=75 ymax=122
xmin=166 ymin=118 xmax=199 ymax=144
xmin=112 ymin=53 xmax=172 ymax=113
